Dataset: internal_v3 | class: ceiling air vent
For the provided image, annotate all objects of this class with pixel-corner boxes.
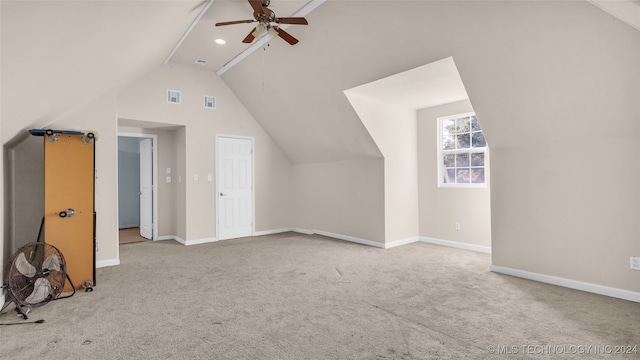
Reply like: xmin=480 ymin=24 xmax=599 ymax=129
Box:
xmin=194 ymin=59 xmax=208 ymax=65
xmin=204 ymin=96 xmax=216 ymax=109
xmin=167 ymin=89 xmax=181 ymax=104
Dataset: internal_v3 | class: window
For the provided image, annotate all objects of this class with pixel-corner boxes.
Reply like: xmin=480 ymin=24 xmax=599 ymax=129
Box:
xmin=438 ymin=113 xmax=487 ymax=186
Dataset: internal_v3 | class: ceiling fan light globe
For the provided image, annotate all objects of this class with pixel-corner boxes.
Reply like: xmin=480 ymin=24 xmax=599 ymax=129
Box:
xmin=267 ymin=27 xmax=278 ymax=39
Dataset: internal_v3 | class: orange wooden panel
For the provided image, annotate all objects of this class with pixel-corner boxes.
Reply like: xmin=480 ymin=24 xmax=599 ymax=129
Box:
xmin=44 ymin=134 xmax=94 ymax=291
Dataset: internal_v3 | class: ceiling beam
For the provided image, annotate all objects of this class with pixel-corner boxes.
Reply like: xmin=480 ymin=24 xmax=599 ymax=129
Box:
xmin=587 ymin=0 xmax=640 ymax=31
xmin=164 ymin=0 xmax=216 ymax=65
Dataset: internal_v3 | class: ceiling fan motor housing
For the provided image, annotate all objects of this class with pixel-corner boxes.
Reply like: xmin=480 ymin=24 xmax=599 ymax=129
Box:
xmin=254 ymin=8 xmax=276 ymax=24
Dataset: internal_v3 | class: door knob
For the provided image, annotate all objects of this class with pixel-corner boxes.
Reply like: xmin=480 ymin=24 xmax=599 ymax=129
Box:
xmin=59 ymin=208 xmax=76 ymax=218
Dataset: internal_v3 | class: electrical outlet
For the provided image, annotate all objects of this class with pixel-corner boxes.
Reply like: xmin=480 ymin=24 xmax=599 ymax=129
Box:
xmin=631 ymin=257 xmax=640 ymax=271
xmin=454 ymin=222 xmax=461 ymax=231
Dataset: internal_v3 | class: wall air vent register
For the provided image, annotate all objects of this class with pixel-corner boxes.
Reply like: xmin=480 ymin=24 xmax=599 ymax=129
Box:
xmin=204 ymin=96 xmax=216 ymax=109
xmin=167 ymin=89 xmax=181 ymax=104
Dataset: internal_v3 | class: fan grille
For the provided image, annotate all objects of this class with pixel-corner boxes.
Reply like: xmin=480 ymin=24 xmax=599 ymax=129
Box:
xmin=6 ymin=242 xmax=67 ymax=307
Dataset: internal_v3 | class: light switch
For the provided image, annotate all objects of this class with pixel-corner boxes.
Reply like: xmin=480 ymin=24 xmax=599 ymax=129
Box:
xmin=193 ymin=174 xmax=198 ymax=181
xmin=207 ymin=174 xmax=213 ymax=181
xmin=166 ymin=168 xmax=171 ymax=174
xmin=166 ymin=176 xmax=171 ymax=183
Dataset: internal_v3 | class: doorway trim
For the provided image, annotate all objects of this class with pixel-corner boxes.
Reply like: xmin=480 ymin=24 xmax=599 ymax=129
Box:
xmin=215 ymin=133 xmax=255 ymax=241
xmin=117 ymin=132 xmax=159 ymax=240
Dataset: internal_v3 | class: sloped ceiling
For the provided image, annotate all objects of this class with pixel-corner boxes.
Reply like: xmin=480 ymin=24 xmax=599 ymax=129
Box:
xmin=215 ymin=0 xmax=640 ymax=163
xmin=588 ymin=0 xmax=640 ymax=31
xmin=0 ymin=0 xmax=202 ymax=143
xmin=344 ymin=57 xmax=469 ymax=111
xmin=2 ymin=0 xmax=638 ymax=159
xmin=169 ymin=0 xmax=312 ymax=71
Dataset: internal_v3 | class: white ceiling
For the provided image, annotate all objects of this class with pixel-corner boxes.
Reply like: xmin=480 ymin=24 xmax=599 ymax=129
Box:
xmin=169 ymin=0 xmax=312 ymax=71
xmin=344 ymin=57 xmax=469 ymax=110
xmin=588 ymin=0 xmax=640 ymax=31
xmin=0 ymin=0 xmax=201 ymax=143
xmin=171 ymin=0 xmax=640 ymax=77
xmin=168 ymin=0 xmax=638 ymax=115
xmin=3 ymin=0 xmax=639 ymax=161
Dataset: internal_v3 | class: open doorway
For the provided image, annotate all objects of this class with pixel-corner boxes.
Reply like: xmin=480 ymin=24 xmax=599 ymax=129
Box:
xmin=117 ymin=133 xmax=158 ymax=244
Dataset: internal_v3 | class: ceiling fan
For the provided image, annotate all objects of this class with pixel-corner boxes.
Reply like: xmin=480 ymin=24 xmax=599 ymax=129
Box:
xmin=215 ymin=0 xmax=308 ymax=45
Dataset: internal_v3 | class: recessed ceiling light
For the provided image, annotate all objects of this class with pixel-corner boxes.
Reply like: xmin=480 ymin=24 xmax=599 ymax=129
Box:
xmin=215 ymin=39 xmax=226 ymax=45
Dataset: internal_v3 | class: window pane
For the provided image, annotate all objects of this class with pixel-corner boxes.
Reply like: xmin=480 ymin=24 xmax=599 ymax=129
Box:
xmin=471 ymin=168 xmax=485 ymax=183
xmin=443 ymin=154 xmax=455 ymax=167
xmin=438 ymin=113 xmax=487 ymax=186
xmin=470 ymin=152 xmax=484 ymax=166
xmin=444 ymin=169 xmax=456 ymax=183
xmin=456 ymin=169 xmax=470 ymax=183
xmin=472 ymin=132 xmax=486 ymax=148
xmin=456 ymin=117 xmax=470 ymax=134
xmin=442 ymin=135 xmax=456 ymax=150
xmin=471 ymin=116 xmax=481 ymax=131
xmin=456 ymin=153 xmax=469 ymax=167
xmin=442 ymin=119 xmax=455 ymax=135
xmin=458 ymin=117 xmax=471 ymax=133
xmin=456 ymin=133 xmax=471 ymax=149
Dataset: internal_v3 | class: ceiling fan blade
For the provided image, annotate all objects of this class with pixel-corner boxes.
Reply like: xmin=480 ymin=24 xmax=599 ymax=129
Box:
xmin=243 ymin=28 xmax=257 ymax=43
xmin=274 ymin=27 xmax=299 ymax=45
xmin=216 ymin=19 xmax=255 ymax=26
xmin=275 ymin=17 xmax=308 ymax=25
xmin=248 ymin=0 xmax=266 ymax=15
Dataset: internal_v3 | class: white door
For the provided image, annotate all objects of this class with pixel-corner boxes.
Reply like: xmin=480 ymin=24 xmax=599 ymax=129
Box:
xmin=139 ymin=138 xmax=153 ymax=239
xmin=217 ymin=136 xmax=253 ymax=240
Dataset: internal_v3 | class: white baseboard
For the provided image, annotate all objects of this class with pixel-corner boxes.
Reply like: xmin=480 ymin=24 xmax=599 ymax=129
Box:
xmin=96 ymin=258 xmax=120 ymax=268
xmin=385 ymin=236 xmax=420 ymax=249
xmin=491 ymin=265 xmax=640 ymax=303
xmin=254 ymin=228 xmax=315 ymax=236
xmin=312 ymin=229 xmax=385 ymax=249
xmin=420 ymin=236 xmax=492 ymax=254
xmin=254 ymin=228 xmax=293 ymax=236
xmin=291 ymin=229 xmax=419 ymax=250
xmin=185 ymin=237 xmax=217 ymax=245
xmin=291 ymin=228 xmax=314 ymax=235
xmin=155 ymin=235 xmax=216 ymax=246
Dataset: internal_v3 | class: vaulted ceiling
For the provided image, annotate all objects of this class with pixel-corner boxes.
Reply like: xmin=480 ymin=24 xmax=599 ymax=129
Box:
xmin=2 ymin=0 xmax=639 ymax=162
xmin=0 ymin=0 xmax=206 ymax=143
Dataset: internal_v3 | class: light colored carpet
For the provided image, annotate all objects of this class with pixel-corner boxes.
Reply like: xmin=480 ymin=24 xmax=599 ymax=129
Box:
xmin=1 ymin=232 xmax=638 ymax=359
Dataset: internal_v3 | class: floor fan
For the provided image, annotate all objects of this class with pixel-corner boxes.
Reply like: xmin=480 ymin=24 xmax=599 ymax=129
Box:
xmin=2 ymin=242 xmax=75 ymax=319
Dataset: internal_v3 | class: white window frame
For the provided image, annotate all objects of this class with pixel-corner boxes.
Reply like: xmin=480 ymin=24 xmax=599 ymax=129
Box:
xmin=438 ymin=112 xmax=488 ymax=188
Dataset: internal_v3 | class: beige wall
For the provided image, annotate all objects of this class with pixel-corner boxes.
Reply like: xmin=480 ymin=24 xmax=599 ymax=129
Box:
xmin=446 ymin=2 xmax=640 ymax=292
xmin=2 ymin=0 xmax=638 ymax=300
xmin=345 ymin=93 xmax=419 ymax=243
xmin=292 ymin=159 xmax=385 ymax=244
xmin=117 ymin=63 xmax=294 ymax=242
xmin=154 ymin=128 xmax=179 ymax=238
xmin=418 ymin=100 xmax=491 ymax=249
xmin=16 ymin=92 xmax=121 ymax=266
xmin=175 ymin=127 xmax=187 ymax=240
xmin=6 ymin=136 xmax=44 ymax=252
